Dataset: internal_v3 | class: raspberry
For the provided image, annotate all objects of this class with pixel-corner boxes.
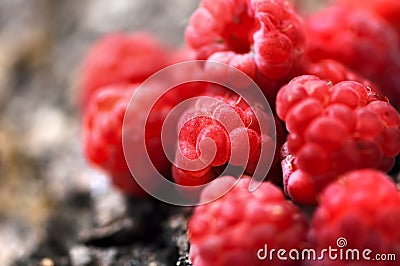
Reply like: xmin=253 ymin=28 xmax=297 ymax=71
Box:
xmin=305 ymin=6 xmax=400 ymax=109
xmin=189 ymin=176 xmax=309 ymax=266
xmin=276 ymin=75 xmax=400 ymax=204
xmin=308 ymin=169 xmax=400 ymax=265
xmin=78 ymin=32 xmax=169 ymax=109
xmin=305 ymin=6 xmax=399 ymax=77
xmin=185 ymin=0 xmax=305 ymax=101
xmin=336 ymin=0 xmax=400 ymax=38
xmin=82 ymin=84 xmax=177 ymax=196
xmin=82 ymin=85 xmax=143 ymax=195
xmin=173 ymin=89 xmax=281 ymax=187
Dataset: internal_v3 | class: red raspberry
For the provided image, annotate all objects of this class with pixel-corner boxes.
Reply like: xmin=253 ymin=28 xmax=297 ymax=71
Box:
xmin=82 ymin=85 xmax=143 ymax=195
xmin=336 ymin=0 xmax=400 ymax=38
xmin=82 ymin=84 xmax=176 ymax=196
xmin=189 ymin=176 xmax=309 ymax=266
xmin=185 ymin=0 xmax=305 ymax=100
xmin=305 ymin=6 xmax=399 ymax=77
xmin=305 ymin=6 xmax=400 ymax=109
xmin=78 ymin=32 xmax=169 ymax=109
xmin=308 ymin=169 xmax=400 ymax=266
xmin=276 ymin=75 xmax=400 ymax=205
xmin=173 ymin=89 xmax=281 ymax=187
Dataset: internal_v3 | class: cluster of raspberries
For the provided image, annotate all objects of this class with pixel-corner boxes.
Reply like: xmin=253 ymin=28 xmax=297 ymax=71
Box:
xmin=78 ymin=0 xmax=400 ymax=265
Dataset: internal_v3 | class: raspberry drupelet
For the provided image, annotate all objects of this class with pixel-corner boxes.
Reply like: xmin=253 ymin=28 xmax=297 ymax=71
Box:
xmin=308 ymin=169 xmax=400 ymax=266
xmin=189 ymin=176 xmax=309 ymax=266
xmin=185 ymin=0 xmax=305 ymax=102
xmin=276 ymin=75 xmax=400 ymax=205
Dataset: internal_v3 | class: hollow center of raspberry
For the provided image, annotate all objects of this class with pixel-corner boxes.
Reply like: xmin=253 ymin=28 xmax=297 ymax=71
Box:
xmin=221 ymin=11 xmax=259 ymax=54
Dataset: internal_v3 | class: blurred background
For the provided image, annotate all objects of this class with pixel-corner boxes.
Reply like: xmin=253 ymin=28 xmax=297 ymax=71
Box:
xmin=0 ymin=1 xmax=201 ymax=265
xmin=0 ymin=0 xmax=332 ymax=265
